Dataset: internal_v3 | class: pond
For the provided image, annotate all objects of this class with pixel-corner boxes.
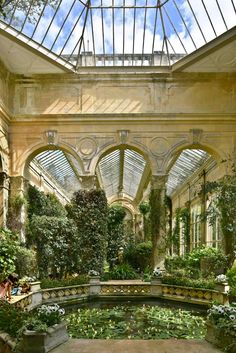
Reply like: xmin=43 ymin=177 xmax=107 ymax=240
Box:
xmin=65 ymin=297 xmax=207 ymax=340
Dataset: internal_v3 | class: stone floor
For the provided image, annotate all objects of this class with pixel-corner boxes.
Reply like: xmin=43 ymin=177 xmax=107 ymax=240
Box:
xmin=51 ymin=339 xmax=223 ymax=353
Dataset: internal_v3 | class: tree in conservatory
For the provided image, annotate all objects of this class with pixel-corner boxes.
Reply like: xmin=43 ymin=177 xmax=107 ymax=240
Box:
xmin=67 ymin=189 xmax=108 ymax=275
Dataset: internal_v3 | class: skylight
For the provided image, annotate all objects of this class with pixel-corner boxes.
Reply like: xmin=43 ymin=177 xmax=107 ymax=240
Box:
xmin=0 ymin=0 xmax=235 ymax=68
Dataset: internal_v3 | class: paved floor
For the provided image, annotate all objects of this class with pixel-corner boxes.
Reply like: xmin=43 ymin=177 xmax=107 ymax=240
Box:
xmin=51 ymin=339 xmax=222 ymax=353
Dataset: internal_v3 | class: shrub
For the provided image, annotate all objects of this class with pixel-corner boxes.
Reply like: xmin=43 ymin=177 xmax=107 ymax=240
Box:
xmin=0 ymin=228 xmax=19 ymax=280
xmin=123 ymin=241 xmax=152 ymax=272
xmin=15 ymin=246 xmax=38 ymax=278
xmin=108 ymin=264 xmax=138 ymax=280
xmin=161 ymin=274 xmax=215 ymax=289
xmin=40 ymin=275 xmax=89 ymax=289
xmin=227 ymin=264 xmax=236 ymax=296
xmin=30 ymin=215 xmax=79 ymax=278
xmin=0 ymin=301 xmax=29 ymax=337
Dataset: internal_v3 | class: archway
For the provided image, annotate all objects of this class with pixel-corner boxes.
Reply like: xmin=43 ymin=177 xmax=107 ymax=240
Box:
xmin=165 ymin=147 xmax=223 ymax=257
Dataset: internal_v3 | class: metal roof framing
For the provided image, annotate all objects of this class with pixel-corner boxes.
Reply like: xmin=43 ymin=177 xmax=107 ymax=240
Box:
xmin=0 ymin=0 xmax=234 ymax=69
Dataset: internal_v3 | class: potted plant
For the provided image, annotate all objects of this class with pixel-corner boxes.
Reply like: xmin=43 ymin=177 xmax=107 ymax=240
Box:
xmin=20 ymin=303 xmax=68 ymax=353
xmin=151 ymin=267 xmax=165 ymax=284
xmin=215 ymin=274 xmax=230 ymax=293
xmin=88 ymin=270 xmax=100 ymax=284
xmin=206 ymin=304 xmax=236 ymax=353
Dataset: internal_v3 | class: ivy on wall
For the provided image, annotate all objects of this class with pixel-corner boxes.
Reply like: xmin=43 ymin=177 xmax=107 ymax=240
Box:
xmin=149 ymin=188 xmax=166 ymax=268
xmin=202 ymin=175 xmax=236 ymax=264
xmin=139 ymin=201 xmax=151 ymax=242
xmin=172 ymin=207 xmax=190 ymax=255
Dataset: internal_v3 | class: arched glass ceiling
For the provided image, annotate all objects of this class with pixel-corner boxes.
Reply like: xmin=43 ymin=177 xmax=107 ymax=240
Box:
xmin=30 ymin=149 xmax=82 ymax=195
xmin=0 ymin=0 xmax=235 ymax=69
xmin=29 ymin=148 xmax=211 ymax=202
xmin=166 ymin=149 xmax=210 ymax=195
xmin=98 ymin=148 xmax=146 ymax=199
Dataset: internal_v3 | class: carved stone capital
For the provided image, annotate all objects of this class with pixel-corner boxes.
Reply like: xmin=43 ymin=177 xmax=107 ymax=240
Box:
xmin=79 ymin=175 xmax=98 ymax=190
xmin=44 ymin=130 xmax=58 ymax=145
xmin=151 ymin=174 xmax=168 ymax=190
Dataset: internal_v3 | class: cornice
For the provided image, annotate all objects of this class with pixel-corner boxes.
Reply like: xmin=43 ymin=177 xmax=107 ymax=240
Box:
xmin=9 ymin=113 xmax=236 ymax=126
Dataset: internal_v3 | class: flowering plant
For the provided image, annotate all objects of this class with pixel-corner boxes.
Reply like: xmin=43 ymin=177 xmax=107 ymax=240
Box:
xmin=36 ymin=304 xmax=65 ymax=327
xmin=152 ymin=267 xmax=165 ymax=278
xmin=207 ymin=304 xmax=236 ymax=334
xmin=215 ymin=274 xmax=228 ymax=283
xmin=88 ymin=270 xmax=100 ymax=277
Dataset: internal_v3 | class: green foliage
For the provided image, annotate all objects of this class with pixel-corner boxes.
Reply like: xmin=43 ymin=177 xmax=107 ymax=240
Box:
xmin=67 ymin=189 xmax=108 ymax=274
xmin=139 ymin=201 xmax=150 ymax=215
xmin=172 ymin=207 xmax=190 ymax=254
xmin=14 ymin=246 xmax=38 ymax=278
xmin=30 ymin=215 xmax=79 ymax=278
xmin=108 ymin=263 xmax=138 ymax=280
xmin=227 ymin=264 xmax=236 ymax=295
xmin=27 ymin=184 xmax=66 ymax=220
xmin=0 ymin=228 xmax=19 ymax=280
xmin=107 ymin=205 xmax=126 ymax=268
xmin=0 ymin=300 xmax=29 ymax=338
xmin=207 ymin=303 xmax=236 ymax=336
xmin=165 ymin=246 xmax=228 ymax=279
xmin=149 ymin=188 xmax=166 ymax=267
xmin=123 ymin=241 xmax=152 ymax=272
xmin=66 ymin=305 xmax=206 ymax=339
xmin=40 ymin=275 xmax=89 ymax=289
xmin=161 ymin=274 xmax=215 ymax=289
xmin=139 ymin=201 xmax=151 ymax=241
xmin=203 ymin=176 xmax=236 ymax=262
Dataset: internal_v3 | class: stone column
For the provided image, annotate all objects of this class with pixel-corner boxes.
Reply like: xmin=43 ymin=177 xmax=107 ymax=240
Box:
xmin=0 ymin=172 xmax=9 ymax=228
xmin=8 ymin=176 xmax=28 ymax=242
xmin=150 ymin=174 xmax=167 ymax=269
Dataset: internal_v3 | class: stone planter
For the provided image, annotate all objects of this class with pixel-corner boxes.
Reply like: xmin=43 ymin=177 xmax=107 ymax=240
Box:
xmin=151 ymin=278 xmax=162 ymax=285
xmin=22 ymin=322 xmax=68 ymax=353
xmin=30 ymin=281 xmax=41 ymax=293
xmin=215 ymin=282 xmax=230 ymax=293
xmin=206 ymin=321 xmax=236 ymax=353
xmin=89 ymin=276 xmax=100 ymax=284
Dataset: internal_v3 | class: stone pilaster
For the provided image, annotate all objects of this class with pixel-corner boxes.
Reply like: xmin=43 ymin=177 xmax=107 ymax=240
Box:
xmin=0 ymin=172 xmax=9 ymax=228
xmin=150 ymin=174 xmax=168 ymax=269
xmin=8 ymin=176 xmax=28 ymax=242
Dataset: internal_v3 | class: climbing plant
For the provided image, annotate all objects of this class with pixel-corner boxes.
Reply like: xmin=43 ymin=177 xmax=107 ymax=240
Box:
xmin=107 ymin=204 xmax=126 ymax=269
xmin=0 ymin=228 xmax=19 ymax=281
xmin=202 ymin=175 xmax=236 ymax=264
xmin=172 ymin=207 xmax=190 ymax=255
xmin=67 ymin=189 xmax=108 ymax=274
xmin=149 ymin=188 xmax=166 ymax=268
xmin=139 ymin=201 xmax=151 ymax=241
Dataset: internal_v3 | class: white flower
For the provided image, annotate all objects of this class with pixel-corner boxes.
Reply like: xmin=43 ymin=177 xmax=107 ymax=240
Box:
xmin=215 ymin=274 xmax=228 ymax=283
xmin=88 ymin=270 xmax=100 ymax=277
xmin=229 ymin=315 xmax=235 ymax=320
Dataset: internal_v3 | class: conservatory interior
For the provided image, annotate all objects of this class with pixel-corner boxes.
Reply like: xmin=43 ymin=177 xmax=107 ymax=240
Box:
xmin=0 ymin=0 xmax=236 ymax=352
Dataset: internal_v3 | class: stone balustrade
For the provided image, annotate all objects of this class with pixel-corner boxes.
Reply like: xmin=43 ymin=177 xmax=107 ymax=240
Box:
xmin=11 ymin=281 xmax=229 ymax=310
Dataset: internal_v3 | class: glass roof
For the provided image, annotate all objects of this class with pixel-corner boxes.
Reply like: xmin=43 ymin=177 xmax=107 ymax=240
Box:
xmin=29 ymin=148 xmax=211 ymax=204
xmin=166 ymin=149 xmax=210 ymax=195
xmin=98 ymin=148 xmax=146 ymax=199
xmin=30 ymin=150 xmax=82 ymax=196
xmin=0 ymin=0 xmax=235 ymax=69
